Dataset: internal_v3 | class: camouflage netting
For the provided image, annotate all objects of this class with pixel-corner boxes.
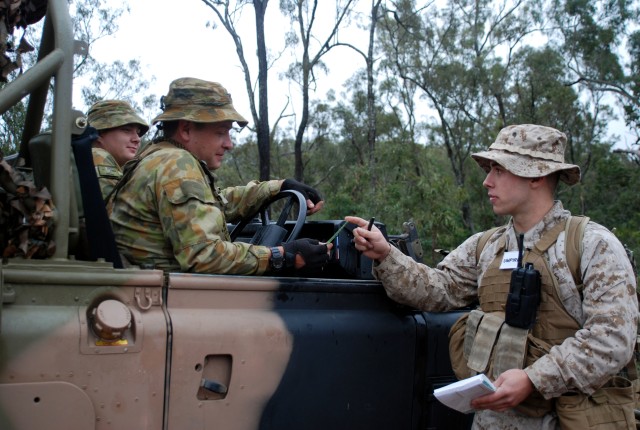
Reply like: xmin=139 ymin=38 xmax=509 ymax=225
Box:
xmin=0 ymin=152 xmax=54 ymax=258
xmin=0 ymin=0 xmax=47 ymax=81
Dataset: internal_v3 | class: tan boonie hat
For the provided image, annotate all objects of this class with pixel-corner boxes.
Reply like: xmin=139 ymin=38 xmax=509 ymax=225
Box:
xmin=87 ymin=100 xmax=149 ymax=136
xmin=471 ymin=124 xmax=581 ymax=185
xmin=151 ymin=77 xmax=248 ymax=127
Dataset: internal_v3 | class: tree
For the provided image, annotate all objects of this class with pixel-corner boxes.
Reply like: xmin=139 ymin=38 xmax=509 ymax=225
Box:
xmin=181 ymin=0 xmax=640 ymax=260
xmin=503 ymin=45 xmax=616 ymax=214
xmin=379 ymin=0 xmax=542 ymax=232
xmin=0 ymin=0 xmax=156 ymax=156
xmin=335 ymin=0 xmax=384 ymax=190
xmin=280 ymin=0 xmax=357 ymax=182
xmin=201 ymin=0 xmax=273 ymax=181
xmin=70 ymin=0 xmax=157 ymax=119
xmin=546 ymin=0 xmax=640 ymax=144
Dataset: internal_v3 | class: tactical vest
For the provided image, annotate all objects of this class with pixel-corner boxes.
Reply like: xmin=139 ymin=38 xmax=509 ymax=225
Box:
xmin=479 ymin=221 xmax=581 ymax=345
xmin=459 ymin=220 xmax=576 ymax=416
xmin=449 ymin=216 xmax=638 ymax=419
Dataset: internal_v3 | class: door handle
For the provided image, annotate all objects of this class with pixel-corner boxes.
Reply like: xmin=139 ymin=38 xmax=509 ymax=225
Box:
xmin=200 ymin=378 xmax=228 ymax=395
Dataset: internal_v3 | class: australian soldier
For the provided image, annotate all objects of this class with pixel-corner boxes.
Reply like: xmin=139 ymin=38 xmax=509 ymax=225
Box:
xmin=87 ymin=100 xmax=149 ymax=199
xmin=346 ymin=124 xmax=638 ymax=429
xmin=108 ymin=77 xmax=330 ymax=275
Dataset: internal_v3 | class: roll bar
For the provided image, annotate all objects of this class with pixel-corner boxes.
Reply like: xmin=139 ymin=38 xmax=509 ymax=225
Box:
xmin=0 ymin=0 xmax=81 ymax=260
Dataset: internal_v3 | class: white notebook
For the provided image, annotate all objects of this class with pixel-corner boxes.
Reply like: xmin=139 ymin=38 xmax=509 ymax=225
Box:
xmin=434 ymin=374 xmax=496 ymax=414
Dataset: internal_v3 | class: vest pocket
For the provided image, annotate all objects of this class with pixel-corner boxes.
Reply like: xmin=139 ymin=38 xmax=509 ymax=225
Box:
xmin=448 ymin=312 xmax=474 ymax=380
xmin=555 ymin=376 xmax=635 ymax=429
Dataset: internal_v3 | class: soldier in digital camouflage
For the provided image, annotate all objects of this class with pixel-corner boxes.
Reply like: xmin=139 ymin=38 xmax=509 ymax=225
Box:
xmin=346 ymin=124 xmax=638 ymax=429
xmin=87 ymin=99 xmax=149 ymax=199
xmin=108 ymin=77 xmax=331 ymax=275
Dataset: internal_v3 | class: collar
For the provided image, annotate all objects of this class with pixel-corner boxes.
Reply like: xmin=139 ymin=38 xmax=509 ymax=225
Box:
xmin=506 ymin=201 xmax=570 ymax=250
xmin=158 ymin=137 xmax=187 ymax=151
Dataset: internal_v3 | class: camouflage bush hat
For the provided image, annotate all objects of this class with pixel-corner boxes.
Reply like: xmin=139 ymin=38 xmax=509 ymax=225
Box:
xmin=152 ymin=77 xmax=248 ymax=127
xmin=471 ymin=124 xmax=581 ymax=185
xmin=87 ymin=100 xmax=149 ymax=136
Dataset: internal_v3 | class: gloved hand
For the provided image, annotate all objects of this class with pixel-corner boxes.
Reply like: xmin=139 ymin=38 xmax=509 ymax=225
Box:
xmin=281 ymin=179 xmax=323 ymax=205
xmin=283 ymin=238 xmax=329 ymax=269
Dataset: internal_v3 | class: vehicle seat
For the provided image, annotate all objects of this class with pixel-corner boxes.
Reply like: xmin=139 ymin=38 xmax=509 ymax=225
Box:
xmin=28 ymin=127 xmax=123 ymax=267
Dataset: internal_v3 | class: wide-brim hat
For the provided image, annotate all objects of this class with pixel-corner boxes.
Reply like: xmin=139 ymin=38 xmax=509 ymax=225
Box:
xmin=152 ymin=77 xmax=248 ymax=127
xmin=472 ymin=124 xmax=581 ymax=185
xmin=87 ymin=100 xmax=149 ymax=136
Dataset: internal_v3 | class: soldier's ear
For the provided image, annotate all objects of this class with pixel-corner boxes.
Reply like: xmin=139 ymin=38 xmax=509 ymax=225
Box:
xmin=94 ymin=134 xmax=105 ymax=148
xmin=528 ymin=176 xmax=545 ymax=190
xmin=176 ymin=120 xmax=191 ymax=139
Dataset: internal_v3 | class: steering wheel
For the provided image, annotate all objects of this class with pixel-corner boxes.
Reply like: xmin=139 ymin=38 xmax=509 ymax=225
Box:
xmin=229 ymin=190 xmax=307 ymax=247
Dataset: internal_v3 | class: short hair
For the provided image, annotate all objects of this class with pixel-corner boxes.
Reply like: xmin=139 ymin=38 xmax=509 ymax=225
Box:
xmin=159 ymin=121 xmax=178 ymax=138
xmin=547 ymin=172 xmax=560 ymax=191
xmin=155 ymin=120 xmax=207 ymax=141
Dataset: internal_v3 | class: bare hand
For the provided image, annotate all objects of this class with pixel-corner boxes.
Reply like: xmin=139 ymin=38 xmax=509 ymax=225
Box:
xmin=470 ymin=369 xmax=534 ymax=412
xmin=344 ymin=216 xmax=391 ymax=261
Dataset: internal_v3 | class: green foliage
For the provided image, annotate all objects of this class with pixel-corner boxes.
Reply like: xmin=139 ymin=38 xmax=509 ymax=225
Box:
xmin=206 ymin=0 xmax=640 ymax=272
xmin=548 ymin=0 xmax=639 ymax=141
xmin=0 ymin=0 xmax=155 ymax=149
xmin=216 ymin=135 xmax=260 ymax=186
xmin=3 ymin=0 xmax=636 ymax=276
xmin=626 ymin=29 xmax=640 ymax=133
xmin=0 ymin=88 xmax=26 ymax=155
xmin=568 ymin=144 xmax=640 ymax=255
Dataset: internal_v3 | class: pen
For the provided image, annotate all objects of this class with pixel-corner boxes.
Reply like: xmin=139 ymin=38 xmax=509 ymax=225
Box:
xmin=367 ymin=217 xmax=375 ymax=231
xmin=326 ymin=222 xmax=348 ymax=244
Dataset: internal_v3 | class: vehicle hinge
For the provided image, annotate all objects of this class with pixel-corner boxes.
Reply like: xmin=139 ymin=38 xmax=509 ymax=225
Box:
xmin=134 ymin=287 xmax=162 ymax=310
xmin=2 ymin=285 xmax=15 ymax=304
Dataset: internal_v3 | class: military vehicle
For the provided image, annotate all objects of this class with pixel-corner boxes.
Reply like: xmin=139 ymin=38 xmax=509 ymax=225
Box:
xmin=0 ymin=1 xmax=472 ymax=428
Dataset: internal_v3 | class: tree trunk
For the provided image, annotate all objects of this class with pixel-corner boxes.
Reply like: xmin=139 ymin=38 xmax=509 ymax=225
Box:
xmin=254 ymin=0 xmax=271 ymax=181
xmin=366 ymin=0 xmax=382 ymax=190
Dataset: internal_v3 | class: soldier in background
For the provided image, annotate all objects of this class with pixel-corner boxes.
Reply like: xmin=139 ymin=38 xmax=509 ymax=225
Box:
xmin=87 ymin=100 xmax=149 ymax=199
xmin=347 ymin=124 xmax=638 ymax=429
xmin=109 ymin=77 xmax=330 ymax=275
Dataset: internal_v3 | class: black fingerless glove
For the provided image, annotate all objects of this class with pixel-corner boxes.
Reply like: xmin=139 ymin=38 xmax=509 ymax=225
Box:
xmin=281 ymin=179 xmax=323 ymax=205
xmin=283 ymin=238 xmax=329 ymax=269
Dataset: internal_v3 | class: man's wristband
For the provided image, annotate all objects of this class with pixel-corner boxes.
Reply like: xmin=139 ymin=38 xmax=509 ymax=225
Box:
xmin=270 ymin=247 xmax=284 ymax=271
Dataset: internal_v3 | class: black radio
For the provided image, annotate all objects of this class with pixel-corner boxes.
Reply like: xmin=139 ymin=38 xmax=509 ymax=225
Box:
xmin=505 ymin=234 xmax=541 ymax=329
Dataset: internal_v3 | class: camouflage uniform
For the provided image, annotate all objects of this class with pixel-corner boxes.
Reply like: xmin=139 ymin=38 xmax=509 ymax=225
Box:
xmin=109 ymin=78 xmax=284 ymax=275
xmin=109 ymin=141 xmax=282 ymax=274
xmin=372 ymin=125 xmax=638 ymax=429
xmin=87 ymin=100 xmax=149 ymax=199
xmin=91 ymin=147 xmax=121 ymax=200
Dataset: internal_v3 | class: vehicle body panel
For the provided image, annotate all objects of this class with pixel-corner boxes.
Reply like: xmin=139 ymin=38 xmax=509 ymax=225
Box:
xmin=166 ymin=274 xmax=422 ymax=429
xmin=0 ymin=260 xmax=167 ymax=429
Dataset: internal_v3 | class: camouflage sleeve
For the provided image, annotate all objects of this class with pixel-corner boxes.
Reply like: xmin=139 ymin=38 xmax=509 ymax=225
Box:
xmin=372 ymin=233 xmax=483 ymax=311
xmin=221 ymin=179 xmax=284 ymax=222
xmin=92 ymin=147 xmax=122 ymax=200
xmin=525 ymin=224 xmax=638 ymax=398
xmin=156 ymin=155 xmax=271 ymax=275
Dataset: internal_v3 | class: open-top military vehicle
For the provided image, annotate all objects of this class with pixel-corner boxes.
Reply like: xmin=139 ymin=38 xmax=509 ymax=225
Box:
xmin=0 ymin=1 xmax=472 ymax=429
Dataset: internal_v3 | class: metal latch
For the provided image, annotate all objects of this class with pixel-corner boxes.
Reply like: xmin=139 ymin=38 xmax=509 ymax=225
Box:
xmin=200 ymin=378 xmax=228 ymax=395
xmin=134 ymin=287 xmax=162 ymax=310
xmin=2 ymin=285 xmax=15 ymax=304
